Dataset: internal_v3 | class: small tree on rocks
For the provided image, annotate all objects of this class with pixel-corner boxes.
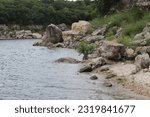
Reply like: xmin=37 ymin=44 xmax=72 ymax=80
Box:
xmin=76 ymin=41 xmax=96 ymax=60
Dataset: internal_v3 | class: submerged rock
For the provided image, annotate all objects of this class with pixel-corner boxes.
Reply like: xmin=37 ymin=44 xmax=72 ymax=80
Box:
xmin=55 ymin=57 xmax=80 ymax=64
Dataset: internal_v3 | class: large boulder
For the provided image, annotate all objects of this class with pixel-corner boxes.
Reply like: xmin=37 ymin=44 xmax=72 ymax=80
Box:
xmin=71 ymin=21 xmax=91 ymax=34
xmin=135 ymin=53 xmax=150 ymax=70
xmin=42 ymin=24 xmax=63 ymax=44
xmin=62 ymin=21 xmax=91 ymax=41
xmin=97 ymin=41 xmax=126 ymax=60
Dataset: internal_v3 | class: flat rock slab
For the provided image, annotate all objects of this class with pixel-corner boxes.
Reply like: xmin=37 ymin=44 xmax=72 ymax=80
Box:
xmin=79 ymin=65 xmax=92 ymax=73
xmin=110 ymin=63 xmax=136 ymax=76
xmin=55 ymin=57 xmax=80 ymax=64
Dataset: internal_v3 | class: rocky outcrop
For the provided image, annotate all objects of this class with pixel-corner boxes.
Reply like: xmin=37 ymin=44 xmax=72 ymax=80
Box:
xmin=0 ymin=25 xmax=9 ymax=39
xmin=62 ymin=21 xmax=91 ymax=41
xmin=89 ymin=57 xmax=107 ymax=69
xmin=16 ymin=30 xmax=32 ymax=39
xmin=55 ymin=57 xmax=80 ymax=64
xmin=97 ymin=41 xmax=126 ymax=60
xmin=135 ymin=53 xmax=150 ymax=70
xmin=82 ymin=35 xmax=105 ymax=43
xmin=125 ymin=48 xmax=136 ymax=60
xmin=32 ymin=33 xmax=42 ymax=39
xmin=79 ymin=57 xmax=106 ymax=73
xmin=92 ymin=25 xmax=108 ymax=36
xmin=57 ymin=23 xmax=69 ymax=31
xmin=136 ymin=0 xmax=150 ymax=9
xmin=0 ymin=24 xmax=43 ymax=39
xmin=42 ymin=24 xmax=63 ymax=44
xmin=133 ymin=23 xmax=150 ymax=46
xmin=15 ymin=30 xmax=42 ymax=39
xmin=135 ymin=46 xmax=150 ymax=55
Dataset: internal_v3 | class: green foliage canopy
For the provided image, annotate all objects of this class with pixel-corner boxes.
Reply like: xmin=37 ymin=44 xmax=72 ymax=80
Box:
xmin=0 ymin=0 xmax=95 ymax=25
xmin=76 ymin=41 xmax=96 ymax=60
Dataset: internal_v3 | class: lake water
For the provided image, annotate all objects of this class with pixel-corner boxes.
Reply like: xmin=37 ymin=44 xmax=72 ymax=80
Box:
xmin=0 ymin=39 xmax=148 ymax=100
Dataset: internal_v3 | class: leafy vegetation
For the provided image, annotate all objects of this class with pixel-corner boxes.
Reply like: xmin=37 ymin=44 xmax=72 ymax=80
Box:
xmin=117 ymin=36 xmax=132 ymax=47
xmin=90 ymin=6 xmax=150 ymax=46
xmin=75 ymin=41 xmax=96 ymax=60
xmin=95 ymin=0 xmax=121 ymax=15
xmin=0 ymin=0 xmax=95 ymax=25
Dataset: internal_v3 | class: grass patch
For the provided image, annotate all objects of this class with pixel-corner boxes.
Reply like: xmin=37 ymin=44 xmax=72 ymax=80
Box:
xmin=90 ymin=7 xmax=149 ymax=38
xmin=117 ymin=36 xmax=132 ymax=46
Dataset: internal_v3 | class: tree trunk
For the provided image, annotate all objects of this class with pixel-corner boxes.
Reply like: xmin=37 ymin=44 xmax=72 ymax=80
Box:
xmin=83 ymin=54 xmax=88 ymax=60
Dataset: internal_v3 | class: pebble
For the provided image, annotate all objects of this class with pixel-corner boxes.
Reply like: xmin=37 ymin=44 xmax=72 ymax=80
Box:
xmin=103 ymin=82 xmax=113 ymax=87
xmin=90 ymin=75 xmax=98 ymax=80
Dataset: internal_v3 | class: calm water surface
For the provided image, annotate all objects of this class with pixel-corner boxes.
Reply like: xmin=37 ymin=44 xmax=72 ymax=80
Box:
xmin=0 ymin=39 xmax=148 ymax=99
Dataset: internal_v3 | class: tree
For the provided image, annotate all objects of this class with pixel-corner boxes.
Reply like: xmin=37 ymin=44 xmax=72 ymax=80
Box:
xmin=76 ymin=41 xmax=96 ymax=60
xmin=95 ymin=0 xmax=121 ymax=15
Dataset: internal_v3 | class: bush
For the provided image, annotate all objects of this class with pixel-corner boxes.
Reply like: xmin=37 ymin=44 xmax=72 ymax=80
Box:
xmin=75 ymin=41 xmax=96 ymax=60
xmin=123 ymin=20 xmax=146 ymax=36
xmin=96 ymin=0 xmax=121 ymax=15
xmin=117 ymin=36 xmax=132 ymax=46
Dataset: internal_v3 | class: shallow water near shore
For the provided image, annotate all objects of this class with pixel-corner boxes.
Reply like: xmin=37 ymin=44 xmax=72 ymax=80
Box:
xmin=0 ymin=39 xmax=148 ymax=100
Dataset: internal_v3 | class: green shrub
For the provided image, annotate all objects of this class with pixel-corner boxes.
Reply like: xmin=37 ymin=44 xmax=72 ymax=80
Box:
xmin=117 ymin=36 xmax=132 ymax=46
xmin=107 ymin=35 xmax=115 ymax=41
xmin=123 ymin=20 xmax=146 ymax=36
xmin=128 ymin=7 xmax=144 ymax=22
xmin=75 ymin=41 xmax=96 ymax=60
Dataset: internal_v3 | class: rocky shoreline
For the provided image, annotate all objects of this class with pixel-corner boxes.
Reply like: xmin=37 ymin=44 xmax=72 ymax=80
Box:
xmin=1 ymin=20 xmax=149 ymax=98
xmin=0 ymin=24 xmax=43 ymax=39
xmin=32 ymin=20 xmax=150 ymax=98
